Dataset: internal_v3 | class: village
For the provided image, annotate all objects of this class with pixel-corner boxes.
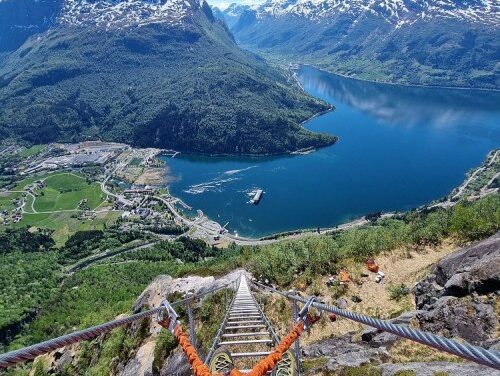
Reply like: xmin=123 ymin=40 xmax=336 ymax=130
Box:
xmin=0 ymin=141 xmax=233 ymax=245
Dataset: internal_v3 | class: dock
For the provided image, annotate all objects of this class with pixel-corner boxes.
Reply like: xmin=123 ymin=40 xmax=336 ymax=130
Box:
xmin=251 ymin=189 xmax=263 ymax=204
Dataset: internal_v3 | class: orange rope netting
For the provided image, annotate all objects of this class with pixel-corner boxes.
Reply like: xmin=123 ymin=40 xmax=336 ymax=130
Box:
xmin=171 ymin=321 xmax=305 ymax=376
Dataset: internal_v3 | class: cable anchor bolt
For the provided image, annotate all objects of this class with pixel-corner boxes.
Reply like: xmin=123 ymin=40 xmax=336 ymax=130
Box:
xmin=157 ymin=300 xmax=179 ymax=334
xmin=297 ymin=297 xmax=322 ymax=331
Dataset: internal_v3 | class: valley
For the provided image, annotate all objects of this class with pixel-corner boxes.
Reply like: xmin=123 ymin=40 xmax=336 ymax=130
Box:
xmin=0 ymin=1 xmax=498 ymax=375
xmin=215 ymin=0 xmax=500 ymax=90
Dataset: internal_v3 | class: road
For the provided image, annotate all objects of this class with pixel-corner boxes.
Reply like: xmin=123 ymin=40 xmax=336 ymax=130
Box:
xmin=66 ymin=240 xmax=159 ymax=273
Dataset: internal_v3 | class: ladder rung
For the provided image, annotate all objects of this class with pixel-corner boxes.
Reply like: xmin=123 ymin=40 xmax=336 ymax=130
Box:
xmin=226 ymin=324 xmax=266 ymax=330
xmin=222 ymin=332 xmax=270 ymax=338
xmin=231 ymin=351 xmax=271 ymax=358
xmin=229 ymin=315 xmax=261 ymax=319
xmin=227 ymin=320 xmax=263 ymax=325
xmin=219 ymin=339 xmax=272 ymax=345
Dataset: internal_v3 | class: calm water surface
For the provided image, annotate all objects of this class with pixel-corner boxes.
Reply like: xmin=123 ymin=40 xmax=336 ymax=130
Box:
xmin=164 ymin=67 xmax=500 ymax=237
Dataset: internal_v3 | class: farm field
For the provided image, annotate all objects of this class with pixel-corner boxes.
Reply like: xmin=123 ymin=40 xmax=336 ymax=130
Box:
xmin=33 ymin=173 xmax=104 ymax=212
xmin=14 ymin=211 xmax=122 ymax=246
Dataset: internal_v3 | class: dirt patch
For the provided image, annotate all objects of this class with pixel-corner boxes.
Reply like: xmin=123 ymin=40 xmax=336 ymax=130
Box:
xmin=135 ymin=167 xmax=167 ymax=186
xmin=274 ymin=241 xmax=460 ymax=345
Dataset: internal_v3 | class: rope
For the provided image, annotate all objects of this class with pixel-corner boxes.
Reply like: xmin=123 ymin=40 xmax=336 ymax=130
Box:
xmin=173 ymin=318 xmax=304 ymax=376
xmin=174 ymin=324 xmax=215 ymax=376
xmin=0 ymin=281 xmax=234 ymax=369
xmin=252 ymin=281 xmax=500 ymax=370
xmin=0 ymin=308 xmax=162 ymax=368
xmin=231 ymin=321 xmax=304 ymax=376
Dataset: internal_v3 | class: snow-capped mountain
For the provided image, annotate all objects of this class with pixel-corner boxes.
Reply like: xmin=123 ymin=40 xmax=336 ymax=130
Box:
xmin=0 ymin=0 xmax=213 ymax=52
xmin=212 ymin=2 xmax=255 ymax=28
xmin=59 ymin=0 xmax=200 ymax=28
xmin=227 ymin=0 xmax=499 ymax=89
xmin=257 ymin=0 xmax=499 ymax=26
xmin=0 ymin=0 xmax=332 ymax=155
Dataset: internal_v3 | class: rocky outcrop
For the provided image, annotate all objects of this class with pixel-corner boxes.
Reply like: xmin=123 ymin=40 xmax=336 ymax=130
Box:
xmin=303 ymin=335 xmax=390 ymax=372
xmin=415 ymin=233 xmax=500 ymax=307
xmin=160 ymin=347 xmax=192 ymax=376
xmin=28 ymin=270 xmax=248 ymax=376
xmin=302 ymin=234 xmax=500 ymax=375
xmin=118 ymin=269 xmax=248 ymax=376
xmin=414 ymin=234 xmax=499 ymax=346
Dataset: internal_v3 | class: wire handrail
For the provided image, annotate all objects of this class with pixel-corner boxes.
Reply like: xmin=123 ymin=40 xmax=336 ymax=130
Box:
xmin=251 ymin=280 xmax=500 ymax=370
xmin=0 ymin=280 xmax=235 ymax=369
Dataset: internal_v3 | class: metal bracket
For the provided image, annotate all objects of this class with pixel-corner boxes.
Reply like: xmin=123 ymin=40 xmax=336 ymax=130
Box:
xmin=157 ymin=300 xmax=179 ymax=334
xmin=297 ymin=297 xmax=322 ymax=331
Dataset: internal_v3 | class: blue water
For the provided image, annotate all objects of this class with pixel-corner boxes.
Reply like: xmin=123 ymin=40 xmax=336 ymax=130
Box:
xmin=164 ymin=66 xmax=500 ymax=238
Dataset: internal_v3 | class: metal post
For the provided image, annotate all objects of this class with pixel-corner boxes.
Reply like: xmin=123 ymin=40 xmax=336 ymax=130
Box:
xmin=291 ymin=290 xmax=302 ymax=375
xmin=186 ymin=297 xmax=196 ymax=350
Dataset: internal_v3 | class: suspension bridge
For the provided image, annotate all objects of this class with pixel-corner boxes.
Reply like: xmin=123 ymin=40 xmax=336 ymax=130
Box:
xmin=1 ymin=276 xmax=499 ymax=374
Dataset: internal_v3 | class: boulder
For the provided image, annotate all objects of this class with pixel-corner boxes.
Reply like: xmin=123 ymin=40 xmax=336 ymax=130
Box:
xmin=416 ymin=295 xmax=497 ymax=344
xmin=413 ymin=234 xmax=500 ymax=345
xmin=160 ymin=347 xmax=192 ymax=376
xmin=303 ymin=334 xmax=389 ymax=371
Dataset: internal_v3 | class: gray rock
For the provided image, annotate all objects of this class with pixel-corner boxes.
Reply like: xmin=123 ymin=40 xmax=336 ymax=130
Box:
xmin=432 ymin=233 xmax=500 ymax=296
xmin=413 ymin=234 xmax=500 ymax=345
xmin=336 ymin=297 xmax=348 ymax=309
xmin=417 ymin=295 xmax=498 ymax=345
xmin=303 ymin=335 xmax=389 ymax=372
xmin=380 ymin=361 xmax=500 ymax=376
xmin=160 ymin=347 xmax=192 ymax=376
xmin=361 ymin=310 xmax=422 ymax=347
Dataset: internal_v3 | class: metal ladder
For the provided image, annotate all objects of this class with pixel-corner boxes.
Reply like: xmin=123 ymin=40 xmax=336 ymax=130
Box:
xmin=208 ymin=276 xmax=280 ymax=372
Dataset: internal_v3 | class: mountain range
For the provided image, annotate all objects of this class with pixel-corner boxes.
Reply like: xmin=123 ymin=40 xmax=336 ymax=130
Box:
xmin=215 ymin=0 xmax=500 ymax=89
xmin=0 ymin=0 xmax=335 ymax=154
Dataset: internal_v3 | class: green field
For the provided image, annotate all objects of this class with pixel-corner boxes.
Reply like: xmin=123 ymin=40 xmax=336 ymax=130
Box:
xmin=33 ymin=173 xmax=104 ymax=212
xmin=14 ymin=211 xmax=122 ymax=246
xmin=2 ymin=173 xmax=120 ymax=245
xmin=17 ymin=145 xmax=46 ymax=158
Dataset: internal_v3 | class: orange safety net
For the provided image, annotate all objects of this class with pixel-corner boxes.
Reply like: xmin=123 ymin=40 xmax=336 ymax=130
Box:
xmin=170 ymin=321 xmax=305 ymax=376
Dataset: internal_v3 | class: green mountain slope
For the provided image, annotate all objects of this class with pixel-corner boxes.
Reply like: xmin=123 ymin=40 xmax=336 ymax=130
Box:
xmin=0 ymin=2 xmax=335 ymax=155
xmin=228 ymin=1 xmax=500 ymax=90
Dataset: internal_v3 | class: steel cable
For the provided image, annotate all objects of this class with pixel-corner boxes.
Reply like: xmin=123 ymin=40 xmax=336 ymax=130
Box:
xmin=0 ymin=280 xmax=234 ymax=368
xmin=252 ymin=281 xmax=500 ymax=370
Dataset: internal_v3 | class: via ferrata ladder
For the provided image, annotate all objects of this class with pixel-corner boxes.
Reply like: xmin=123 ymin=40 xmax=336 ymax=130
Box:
xmin=207 ymin=277 xmax=298 ymax=375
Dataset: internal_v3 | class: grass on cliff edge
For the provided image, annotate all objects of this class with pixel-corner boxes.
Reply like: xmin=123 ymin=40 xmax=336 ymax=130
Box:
xmin=3 ymin=194 xmax=499 ymax=358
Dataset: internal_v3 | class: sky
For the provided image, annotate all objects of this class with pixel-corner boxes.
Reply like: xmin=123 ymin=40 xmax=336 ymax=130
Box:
xmin=206 ymin=0 xmax=264 ymax=10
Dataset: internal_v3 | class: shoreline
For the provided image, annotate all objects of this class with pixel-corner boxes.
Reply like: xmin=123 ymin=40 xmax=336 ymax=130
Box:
xmin=300 ymin=63 xmax=500 ymax=93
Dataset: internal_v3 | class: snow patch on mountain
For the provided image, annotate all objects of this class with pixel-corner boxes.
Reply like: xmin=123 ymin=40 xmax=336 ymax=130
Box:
xmin=59 ymin=0 xmax=200 ymax=28
xmin=256 ymin=0 xmax=500 ymax=25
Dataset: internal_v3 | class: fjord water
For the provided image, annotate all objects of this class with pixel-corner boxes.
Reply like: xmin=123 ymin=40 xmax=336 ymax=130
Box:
xmin=165 ymin=66 xmax=500 ymax=238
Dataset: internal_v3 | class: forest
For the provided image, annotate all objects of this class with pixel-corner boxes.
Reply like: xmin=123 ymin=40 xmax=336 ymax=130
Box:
xmin=0 ymin=18 xmax=335 ymax=155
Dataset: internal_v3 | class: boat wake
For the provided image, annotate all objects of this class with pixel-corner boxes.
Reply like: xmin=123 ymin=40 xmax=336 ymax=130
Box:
xmin=224 ymin=166 xmax=257 ymax=175
xmin=184 ymin=177 xmax=240 ymax=195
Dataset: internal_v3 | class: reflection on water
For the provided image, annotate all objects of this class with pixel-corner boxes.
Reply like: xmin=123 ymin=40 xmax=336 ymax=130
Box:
xmin=166 ymin=67 xmax=500 ymax=237
xmin=299 ymin=67 xmax=500 ymax=133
